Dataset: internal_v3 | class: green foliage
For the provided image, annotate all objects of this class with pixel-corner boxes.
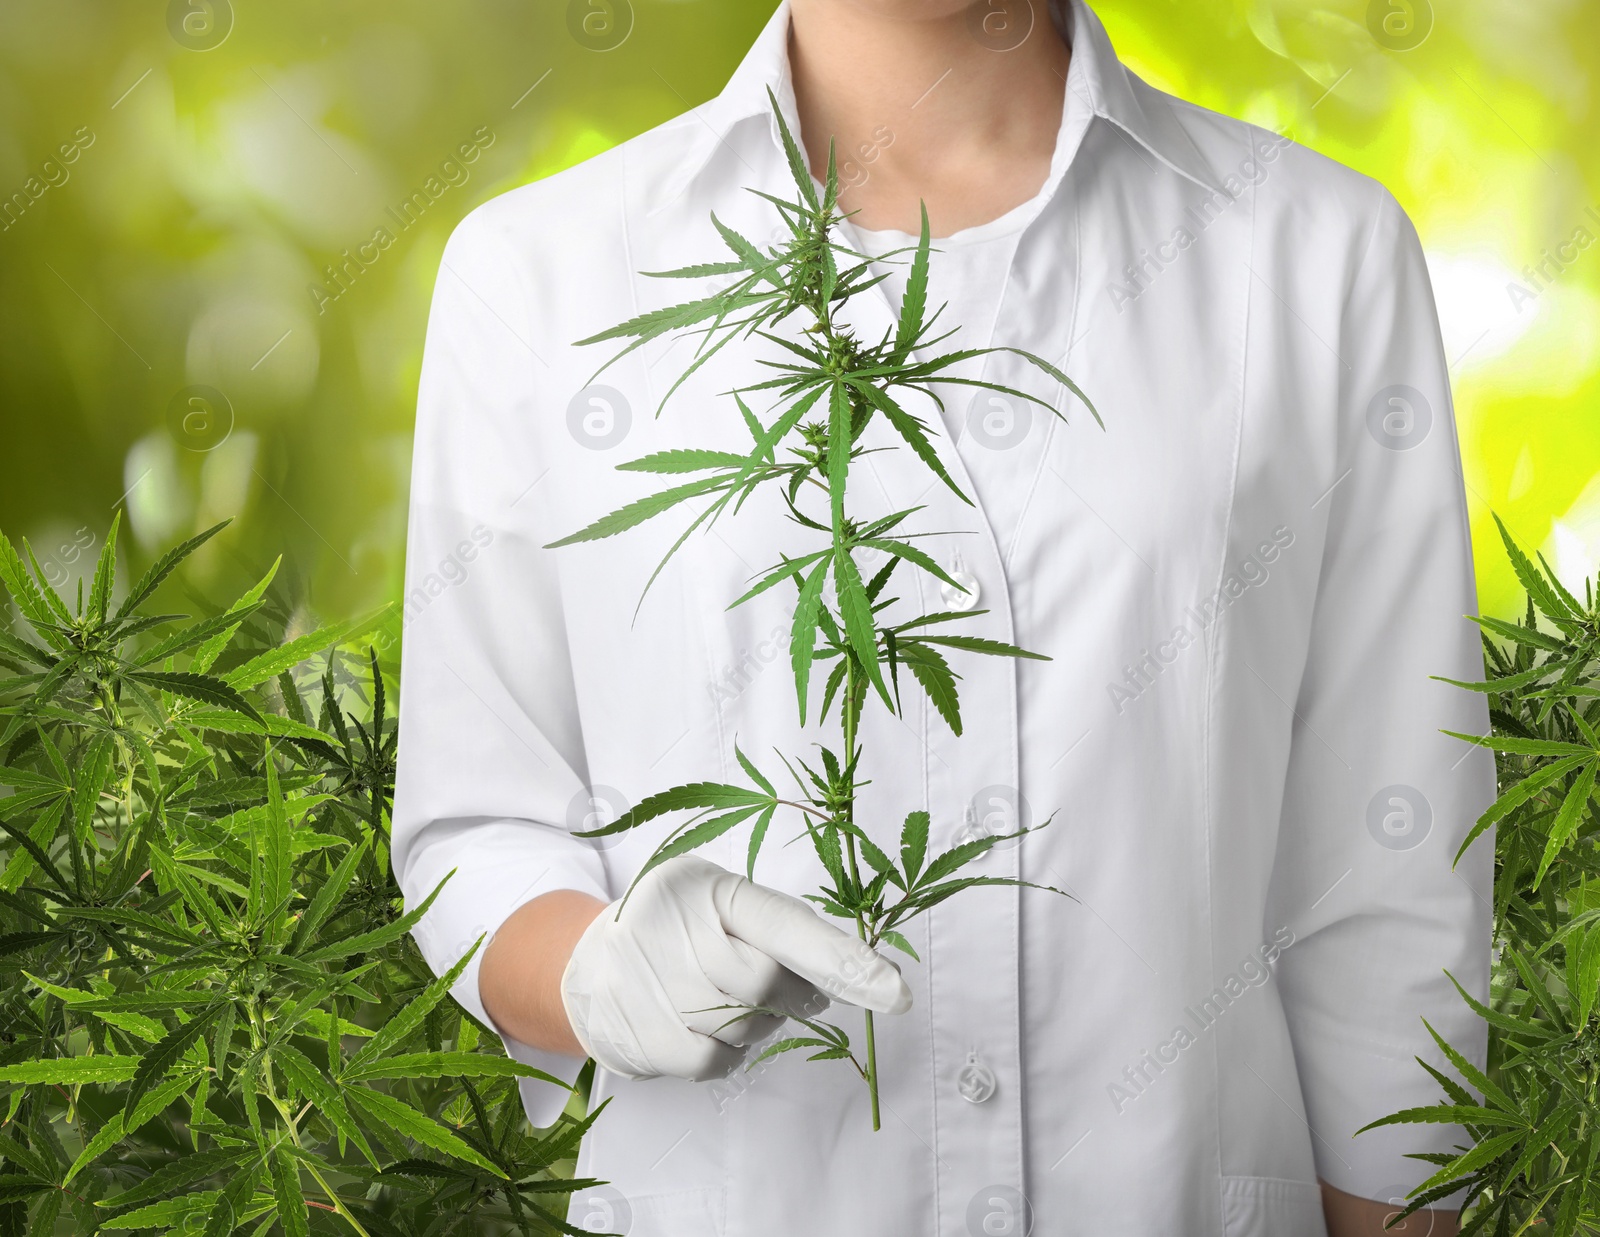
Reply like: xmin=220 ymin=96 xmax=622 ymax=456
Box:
xmin=552 ymin=96 xmax=1089 ymax=1129
xmin=0 ymin=519 xmax=600 ymax=1235
xmin=1365 ymin=516 xmax=1600 ymax=1233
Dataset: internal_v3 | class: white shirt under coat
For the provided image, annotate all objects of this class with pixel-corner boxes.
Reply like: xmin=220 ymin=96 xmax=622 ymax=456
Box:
xmin=393 ymin=2 xmax=1495 ymax=1233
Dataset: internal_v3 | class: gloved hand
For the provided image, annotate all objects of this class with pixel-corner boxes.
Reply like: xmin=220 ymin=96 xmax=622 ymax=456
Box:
xmin=560 ymin=855 xmax=912 ymax=1081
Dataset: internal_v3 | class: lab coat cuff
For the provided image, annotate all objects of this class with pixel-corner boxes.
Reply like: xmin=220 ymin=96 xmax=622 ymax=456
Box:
xmin=408 ymin=845 xmax=610 ymax=1126
xmin=1308 ymin=1044 xmax=1479 ymax=1211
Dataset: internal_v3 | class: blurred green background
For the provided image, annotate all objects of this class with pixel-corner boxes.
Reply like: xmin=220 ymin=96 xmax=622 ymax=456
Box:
xmin=0 ymin=0 xmax=1595 ymax=632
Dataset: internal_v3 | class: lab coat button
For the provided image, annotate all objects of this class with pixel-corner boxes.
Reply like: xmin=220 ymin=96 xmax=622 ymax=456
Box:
xmin=957 ymin=1056 xmax=997 ymax=1104
xmin=955 ymin=806 xmax=990 ymax=855
xmin=940 ymin=554 xmax=980 ymax=611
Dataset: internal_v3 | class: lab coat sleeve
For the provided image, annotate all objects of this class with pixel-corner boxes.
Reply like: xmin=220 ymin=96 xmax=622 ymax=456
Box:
xmin=392 ymin=206 xmax=610 ymax=1123
xmin=1266 ymin=189 xmax=1497 ymax=1203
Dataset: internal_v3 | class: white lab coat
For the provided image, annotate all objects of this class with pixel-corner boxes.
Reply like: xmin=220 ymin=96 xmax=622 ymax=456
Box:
xmin=393 ymin=2 xmax=1495 ymax=1233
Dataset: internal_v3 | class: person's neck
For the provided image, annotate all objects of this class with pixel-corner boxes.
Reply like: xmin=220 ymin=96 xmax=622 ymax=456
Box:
xmin=787 ymin=1 xmax=1072 ymax=236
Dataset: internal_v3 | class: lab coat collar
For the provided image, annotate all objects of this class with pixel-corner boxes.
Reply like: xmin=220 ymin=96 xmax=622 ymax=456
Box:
xmin=1062 ymin=0 xmax=1225 ymax=193
xmin=645 ymin=0 xmax=1224 ymax=217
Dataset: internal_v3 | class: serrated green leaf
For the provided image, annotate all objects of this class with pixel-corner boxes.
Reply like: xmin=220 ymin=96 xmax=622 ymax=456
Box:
xmin=134 ymin=602 xmax=262 ymax=667
xmin=344 ymin=1087 xmax=506 ymax=1177
xmin=854 ymin=382 xmax=967 ymax=504
xmin=1442 ymin=730 xmax=1591 ymax=758
xmin=900 ymin=811 xmax=930 ymax=887
xmin=1470 ymin=613 xmax=1567 ymax=652
xmin=834 ymin=549 xmax=890 ymax=709
xmin=342 ymin=1053 xmax=566 ymax=1086
xmin=66 ymin=1072 xmax=196 ymax=1185
xmin=72 ymin=732 xmax=115 ymax=844
xmin=346 ymin=942 xmax=479 ymax=1073
xmin=791 ymin=557 xmax=829 ymax=724
xmin=86 ymin=512 xmax=119 ymax=622
xmin=767 ymin=86 xmax=818 ymax=210
xmin=0 ymin=532 xmax=70 ymax=649
xmin=857 ymin=536 xmax=967 ymax=594
xmin=1356 ymin=1104 xmax=1526 ymax=1132
xmin=130 ymin=671 xmax=264 ymax=725
xmin=0 ymin=1056 xmax=140 ymax=1084
xmin=223 ymin=608 xmax=390 ymax=691
xmin=892 ymin=202 xmax=931 ymax=363
xmin=178 ymin=708 xmax=331 ymax=743
xmin=123 ymin=1003 xmax=225 ymax=1124
xmin=272 ymin=1044 xmax=376 ymax=1169
xmin=902 ymin=642 xmax=961 ymax=735
xmin=191 ymin=557 xmax=280 ymax=673
xmin=616 ymin=449 xmax=752 ymax=475
xmin=297 ymin=874 xmax=448 ymax=964
xmin=0 ymin=1132 xmax=54 ymax=1184
xmin=916 ymin=634 xmax=1050 ymax=661
xmin=1494 ymin=513 xmax=1581 ymax=629
xmin=271 ymin=1145 xmax=309 ymax=1237
xmin=577 ymin=782 xmax=771 ymax=839
xmin=745 ymin=803 xmax=776 ymax=881
xmin=544 ymin=476 xmax=728 ymax=549
xmin=113 ymin=521 xmax=230 ymax=621
xmin=201 ymin=1165 xmax=262 ymax=1237
xmin=289 ymin=838 xmax=369 ymax=955
xmin=1454 ymin=753 xmax=1586 ymax=863
xmin=0 ymin=1176 xmax=50 ymax=1207
xmin=258 ymin=750 xmax=291 ymax=939
xmin=1535 ymin=760 xmax=1598 ymax=887
xmin=1422 ymin=1019 xmax=1519 ymax=1115
xmin=624 ymin=806 xmax=765 ymax=905
xmin=733 ymin=744 xmax=775 ymax=797
xmin=98 ymin=1147 xmax=252 ymax=1210
xmin=0 ymin=807 xmax=70 ymax=896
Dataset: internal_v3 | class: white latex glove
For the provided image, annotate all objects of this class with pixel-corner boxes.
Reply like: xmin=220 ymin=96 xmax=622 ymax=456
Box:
xmin=560 ymin=855 xmax=912 ymax=1081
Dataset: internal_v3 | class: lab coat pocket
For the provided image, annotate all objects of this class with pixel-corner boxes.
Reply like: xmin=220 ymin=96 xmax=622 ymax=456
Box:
xmin=608 ymin=1185 xmax=725 ymax=1237
xmin=1219 ymin=1175 xmax=1327 ymax=1237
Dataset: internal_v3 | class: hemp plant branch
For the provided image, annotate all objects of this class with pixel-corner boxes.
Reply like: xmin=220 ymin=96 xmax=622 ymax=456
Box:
xmin=550 ymin=94 xmax=1099 ymax=1131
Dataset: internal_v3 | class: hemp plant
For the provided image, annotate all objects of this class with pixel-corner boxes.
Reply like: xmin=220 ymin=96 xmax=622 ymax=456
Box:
xmin=0 ymin=517 xmax=600 ymax=1236
xmin=1363 ymin=518 xmax=1600 ymax=1233
xmin=550 ymin=94 xmax=1098 ymax=1130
